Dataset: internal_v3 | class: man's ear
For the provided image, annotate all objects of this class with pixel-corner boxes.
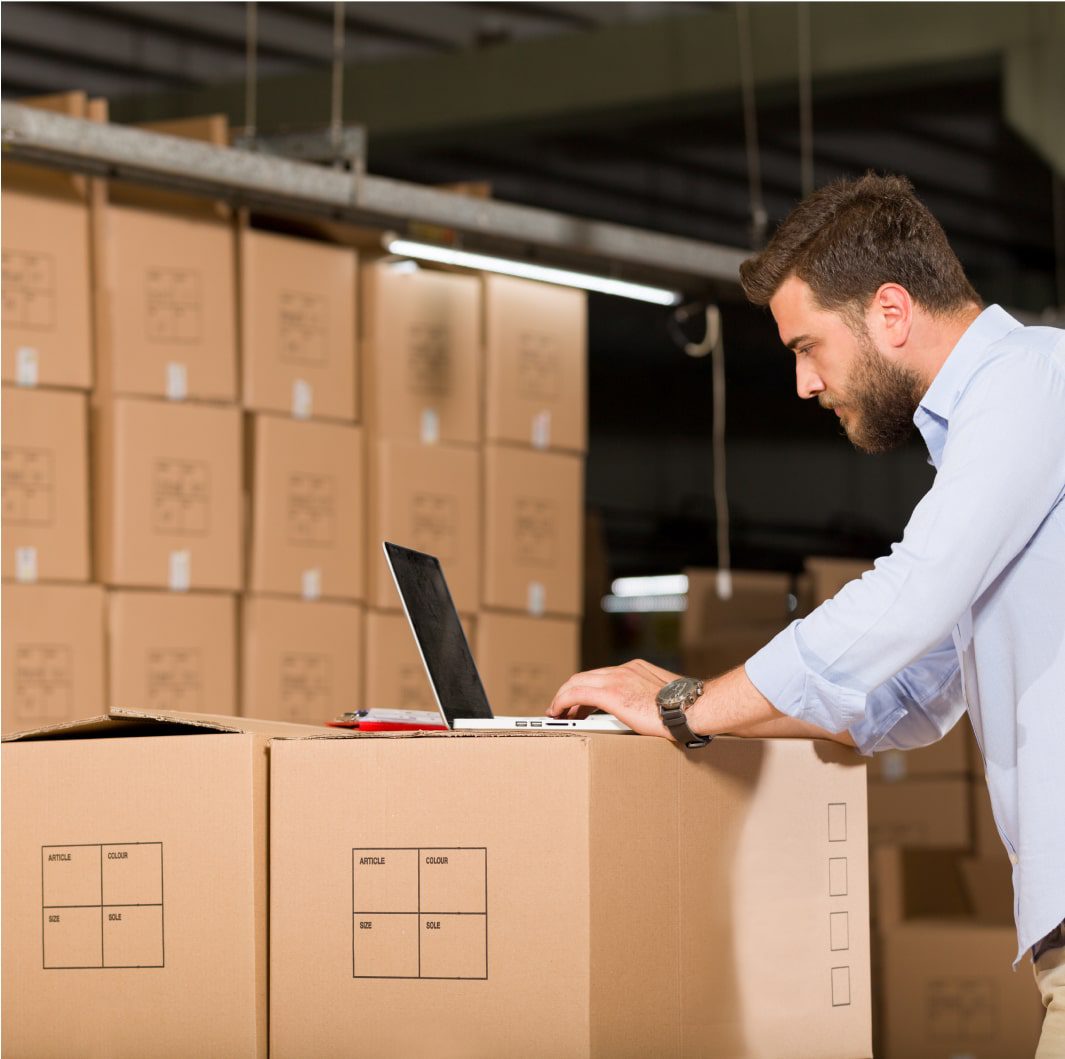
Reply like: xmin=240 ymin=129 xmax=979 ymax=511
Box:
xmin=869 ymin=283 xmax=913 ymax=349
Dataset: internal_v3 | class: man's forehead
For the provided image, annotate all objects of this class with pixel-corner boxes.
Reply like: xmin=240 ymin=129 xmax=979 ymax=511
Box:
xmin=769 ymin=276 xmax=818 ymax=345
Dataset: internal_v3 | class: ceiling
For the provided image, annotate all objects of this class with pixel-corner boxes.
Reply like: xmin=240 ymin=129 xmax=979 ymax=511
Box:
xmin=3 ymin=2 xmax=1061 ymax=575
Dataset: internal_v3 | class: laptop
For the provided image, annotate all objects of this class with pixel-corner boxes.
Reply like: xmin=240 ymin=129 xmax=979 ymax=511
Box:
xmin=383 ymin=541 xmax=631 ymax=734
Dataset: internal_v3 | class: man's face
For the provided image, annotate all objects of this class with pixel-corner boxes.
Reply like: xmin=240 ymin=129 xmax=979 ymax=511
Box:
xmin=768 ymin=276 xmax=924 ymax=454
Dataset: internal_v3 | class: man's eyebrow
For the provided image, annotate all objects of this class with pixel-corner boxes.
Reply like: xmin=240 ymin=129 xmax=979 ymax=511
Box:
xmin=785 ymin=333 xmax=815 ymax=351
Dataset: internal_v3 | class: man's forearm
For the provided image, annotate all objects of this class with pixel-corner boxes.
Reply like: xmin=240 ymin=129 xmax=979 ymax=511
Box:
xmin=686 ymin=665 xmax=782 ymax=736
xmin=688 ymin=665 xmax=857 ymax=746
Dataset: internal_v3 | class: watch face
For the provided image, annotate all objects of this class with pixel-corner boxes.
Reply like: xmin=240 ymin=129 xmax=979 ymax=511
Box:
xmin=658 ymin=677 xmax=698 ymax=709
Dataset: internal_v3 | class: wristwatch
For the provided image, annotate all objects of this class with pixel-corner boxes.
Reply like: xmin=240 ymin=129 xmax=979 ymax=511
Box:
xmin=656 ymin=677 xmax=712 ymax=749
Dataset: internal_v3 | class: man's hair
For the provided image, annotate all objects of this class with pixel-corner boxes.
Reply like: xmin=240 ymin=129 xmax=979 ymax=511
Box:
xmin=739 ymin=172 xmax=982 ymax=319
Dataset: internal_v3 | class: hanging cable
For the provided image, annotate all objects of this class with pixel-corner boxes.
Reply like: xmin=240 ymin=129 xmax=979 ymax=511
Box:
xmin=736 ymin=3 xmax=767 ymax=248
xmin=668 ymin=304 xmax=732 ymax=599
xmin=330 ymin=1 xmax=346 ymax=159
xmin=244 ymin=1 xmax=258 ymax=140
xmin=797 ymin=1 xmax=814 ymax=198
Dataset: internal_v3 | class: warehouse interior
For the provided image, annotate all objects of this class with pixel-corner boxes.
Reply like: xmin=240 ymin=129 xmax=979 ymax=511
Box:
xmin=2 ymin=3 xmax=1063 ymax=1057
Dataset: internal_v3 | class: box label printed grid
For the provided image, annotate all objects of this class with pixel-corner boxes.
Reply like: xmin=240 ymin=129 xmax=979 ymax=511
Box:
xmin=353 ymin=848 xmax=487 ymax=980
xmin=42 ymin=842 xmax=164 ymax=969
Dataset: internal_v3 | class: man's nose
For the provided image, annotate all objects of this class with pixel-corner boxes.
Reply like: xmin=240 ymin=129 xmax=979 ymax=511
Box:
xmin=796 ymin=363 xmax=825 ymax=400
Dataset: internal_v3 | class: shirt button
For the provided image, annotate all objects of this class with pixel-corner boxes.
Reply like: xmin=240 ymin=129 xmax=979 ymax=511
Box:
xmin=1009 ymin=852 xmax=1019 ymax=866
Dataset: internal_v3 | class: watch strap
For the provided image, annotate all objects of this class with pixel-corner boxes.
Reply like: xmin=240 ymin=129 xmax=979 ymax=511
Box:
xmin=660 ymin=706 xmax=711 ymax=749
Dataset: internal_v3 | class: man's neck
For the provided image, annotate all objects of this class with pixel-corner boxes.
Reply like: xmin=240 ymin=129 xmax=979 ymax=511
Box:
xmin=911 ymin=302 xmax=984 ymax=389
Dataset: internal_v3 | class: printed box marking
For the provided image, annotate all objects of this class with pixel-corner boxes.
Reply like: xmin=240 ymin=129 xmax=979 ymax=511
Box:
xmin=353 ymin=847 xmax=487 ymax=979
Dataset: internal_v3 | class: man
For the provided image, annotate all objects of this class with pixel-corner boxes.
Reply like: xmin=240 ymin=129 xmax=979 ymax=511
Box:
xmin=548 ymin=173 xmax=1065 ymax=1055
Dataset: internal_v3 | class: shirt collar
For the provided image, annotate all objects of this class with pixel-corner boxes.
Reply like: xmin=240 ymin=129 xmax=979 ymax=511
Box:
xmin=917 ymin=304 xmax=1022 ymax=423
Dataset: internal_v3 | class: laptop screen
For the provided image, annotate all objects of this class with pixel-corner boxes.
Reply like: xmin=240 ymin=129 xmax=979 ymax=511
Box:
xmin=383 ymin=542 xmax=493 ymax=723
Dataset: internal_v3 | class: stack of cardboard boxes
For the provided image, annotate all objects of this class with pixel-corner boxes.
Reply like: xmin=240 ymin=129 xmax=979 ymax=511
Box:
xmin=241 ymin=226 xmax=364 ymax=724
xmin=2 ymin=105 xmax=592 ymax=733
xmin=359 ymin=260 xmax=482 ymax=713
xmin=477 ymin=275 xmax=586 ymax=714
xmin=92 ymin=115 xmax=243 ymax=720
xmin=800 ymin=555 xmax=1042 ymax=1057
xmin=2 ymin=92 xmax=105 ymax=735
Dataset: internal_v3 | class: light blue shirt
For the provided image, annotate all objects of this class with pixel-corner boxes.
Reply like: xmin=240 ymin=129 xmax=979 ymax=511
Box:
xmin=745 ymin=305 xmax=1065 ymax=964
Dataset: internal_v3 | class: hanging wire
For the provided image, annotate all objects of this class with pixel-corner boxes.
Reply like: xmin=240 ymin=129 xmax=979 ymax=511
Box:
xmin=667 ymin=305 xmax=732 ymax=599
xmin=797 ymin=1 xmax=814 ymax=198
xmin=331 ymin=1 xmax=346 ymax=158
xmin=736 ymin=3 xmax=767 ymax=248
xmin=244 ymin=1 xmax=258 ymax=140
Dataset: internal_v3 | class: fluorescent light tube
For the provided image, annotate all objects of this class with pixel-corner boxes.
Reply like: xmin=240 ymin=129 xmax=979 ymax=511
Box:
xmin=610 ymin=574 xmax=689 ymax=598
xmin=601 ymin=593 xmax=689 ymax=614
xmin=384 ymin=237 xmax=682 ymax=306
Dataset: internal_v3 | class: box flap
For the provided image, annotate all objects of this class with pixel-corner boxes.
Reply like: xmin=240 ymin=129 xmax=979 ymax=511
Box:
xmin=3 ymin=706 xmax=351 ymax=743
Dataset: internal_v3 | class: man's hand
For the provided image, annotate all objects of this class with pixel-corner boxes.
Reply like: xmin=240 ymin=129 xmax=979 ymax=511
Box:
xmin=546 ymin=659 xmax=680 ymax=738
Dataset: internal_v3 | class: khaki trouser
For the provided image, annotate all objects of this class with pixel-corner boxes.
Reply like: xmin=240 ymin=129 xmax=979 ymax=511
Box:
xmin=1035 ymin=942 xmax=1065 ymax=1058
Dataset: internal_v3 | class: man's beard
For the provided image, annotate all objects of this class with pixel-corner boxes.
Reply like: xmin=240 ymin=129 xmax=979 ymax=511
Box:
xmin=820 ymin=327 xmax=925 ymax=454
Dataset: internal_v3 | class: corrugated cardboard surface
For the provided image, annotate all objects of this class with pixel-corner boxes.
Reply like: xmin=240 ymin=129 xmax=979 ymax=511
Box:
xmin=483 ymin=274 xmax=587 ymax=452
xmin=108 ymin=589 xmax=237 ymax=716
xmin=874 ymin=848 xmax=1042 ymax=1058
xmin=94 ymin=397 xmax=242 ymax=590
xmin=363 ymin=608 xmax=474 ymax=713
xmin=867 ymin=778 xmax=970 ymax=848
xmin=474 ymin=610 xmax=579 ymax=715
xmin=1 ymin=583 xmax=105 ymax=735
xmin=242 ymin=596 xmax=363 ymax=723
xmin=682 ymin=625 xmax=784 ymax=680
xmin=100 ymin=205 xmax=237 ymax=401
xmin=366 ymin=439 xmax=480 ymax=612
xmin=3 ymin=386 xmax=90 ymax=581
xmin=1 ymin=708 xmax=347 ymax=1059
xmin=248 ymin=414 xmax=365 ymax=601
xmin=1 ymin=189 xmax=94 ymax=389
xmin=483 ymin=444 xmax=583 ymax=617
xmin=240 ymin=229 xmax=358 ymax=421
xmin=682 ymin=569 xmax=796 ymax=645
xmin=360 ymin=261 xmax=482 ymax=445
xmin=269 ymin=735 xmax=870 ymax=1058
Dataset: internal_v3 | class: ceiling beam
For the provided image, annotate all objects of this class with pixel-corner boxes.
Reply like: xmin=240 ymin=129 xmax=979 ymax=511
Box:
xmin=108 ymin=3 xmax=1044 ymax=161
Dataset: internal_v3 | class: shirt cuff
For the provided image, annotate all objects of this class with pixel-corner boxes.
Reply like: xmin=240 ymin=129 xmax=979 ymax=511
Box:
xmin=745 ymin=621 xmax=869 ymax=733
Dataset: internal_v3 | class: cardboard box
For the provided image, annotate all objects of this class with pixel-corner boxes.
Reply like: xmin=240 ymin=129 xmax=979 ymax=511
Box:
xmin=484 ymin=274 xmax=587 ymax=452
xmin=108 ymin=590 xmax=237 ymax=716
xmin=366 ymin=439 xmax=480 ymax=612
xmin=242 ymin=596 xmax=363 ymax=724
xmin=240 ymin=229 xmax=357 ymax=420
xmin=360 ymin=261 xmax=482 ymax=445
xmin=682 ymin=624 xmax=785 ymax=680
xmin=110 ymin=115 xmax=232 ymax=220
xmin=1 ymin=91 xmax=98 ymax=201
xmin=99 ymin=205 xmax=237 ymax=401
xmin=363 ymin=609 xmax=474 ymax=713
xmin=248 ymin=414 xmax=364 ymax=601
xmin=1 ymin=583 xmax=105 ymax=735
xmin=875 ymin=848 xmax=1042 ymax=1059
xmin=475 ymin=610 xmax=580 ymax=715
xmin=868 ymin=778 xmax=970 ymax=848
xmin=3 ymin=386 xmax=90 ymax=582
xmin=803 ymin=556 xmax=876 ymax=608
xmin=94 ymin=397 xmax=242 ymax=591
xmin=270 ymin=735 xmax=871 ymax=1058
xmin=2 ymin=190 xmax=94 ymax=389
xmin=483 ymin=444 xmax=583 ymax=618
xmin=1 ymin=707 xmax=349 ymax=1059
xmin=867 ymin=718 xmax=973 ymax=782
xmin=682 ymin=569 xmax=797 ymax=646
